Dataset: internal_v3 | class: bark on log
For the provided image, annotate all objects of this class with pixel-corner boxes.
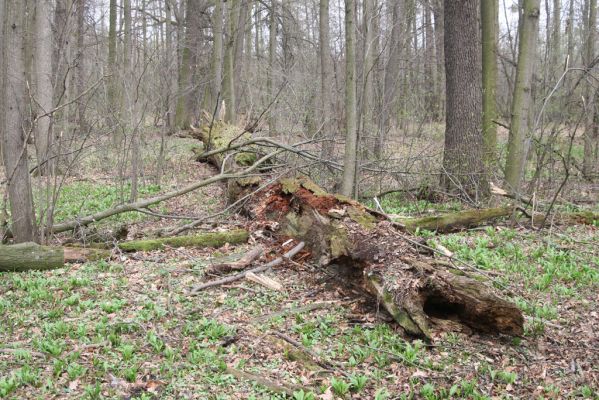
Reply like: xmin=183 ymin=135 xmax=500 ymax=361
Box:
xmin=190 ymin=122 xmax=262 ymax=203
xmin=396 ymin=207 xmax=514 ymax=233
xmin=0 ymin=243 xmax=110 ymax=272
xmin=117 ymin=229 xmax=249 ymax=252
xmin=244 ymin=177 xmax=524 ymax=339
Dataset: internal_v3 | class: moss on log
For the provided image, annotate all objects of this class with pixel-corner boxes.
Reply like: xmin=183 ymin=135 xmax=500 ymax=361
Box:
xmin=247 ymin=177 xmax=524 ymax=339
xmin=190 ymin=122 xmax=261 ymax=203
xmin=0 ymin=243 xmax=111 ymax=272
xmin=396 ymin=207 xmax=513 ymax=233
xmin=118 ymin=230 xmax=249 ymax=252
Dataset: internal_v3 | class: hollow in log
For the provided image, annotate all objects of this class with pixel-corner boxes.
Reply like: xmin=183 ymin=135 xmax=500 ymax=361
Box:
xmin=245 ymin=177 xmax=524 ymax=339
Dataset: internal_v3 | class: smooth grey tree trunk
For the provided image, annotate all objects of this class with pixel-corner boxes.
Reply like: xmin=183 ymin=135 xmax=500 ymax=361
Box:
xmin=211 ymin=0 xmax=223 ymax=115
xmin=341 ymin=0 xmax=358 ymax=198
xmin=319 ymin=0 xmax=333 ymax=156
xmin=34 ymin=0 xmax=56 ymax=176
xmin=481 ymin=0 xmax=498 ymax=167
xmin=504 ymin=0 xmax=541 ymax=193
xmin=583 ymin=0 xmax=597 ymax=178
xmin=1 ymin=0 xmax=38 ymax=242
xmin=267 ymin=0 xmax=277 ymax=133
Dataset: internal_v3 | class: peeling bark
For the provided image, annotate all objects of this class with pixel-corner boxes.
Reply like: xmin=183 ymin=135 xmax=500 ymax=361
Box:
xmin=244 ymin=177 xmax=524 ymax=339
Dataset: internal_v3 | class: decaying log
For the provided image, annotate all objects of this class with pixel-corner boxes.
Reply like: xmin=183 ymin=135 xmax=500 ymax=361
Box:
xmin=0 ymin=243 xmax=110 ymax=272
xmin=243 ymin=177 xmax=524 ymax=339
xmin=395 ymin=207 xmax=514 ymax=233
xmin=117 ymin=230 xmax=249 ymax=252
xmin=190 ymin=122 xmax=262 ymax=203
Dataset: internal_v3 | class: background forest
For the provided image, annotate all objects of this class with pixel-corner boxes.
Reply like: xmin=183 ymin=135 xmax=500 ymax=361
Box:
xmin=0 ymin=0 xmax=598 ymax=399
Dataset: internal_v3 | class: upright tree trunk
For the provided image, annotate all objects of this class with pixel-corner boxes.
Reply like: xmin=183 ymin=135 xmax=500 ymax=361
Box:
xmin=424 ymin=0 xmax=437 ymax=120
xmin=74 ymin=0 xmax=88 ymax=135
xmin=550 ymin=0 xmax=561 ymax=70
xmin=223 ymin=0 xmax=239 ymax=123
xmin=34 ymin=0 xmax=56 ymax=176
xmin=107 ymin=0 xmax=118 ymax=122
xmin=234 ymin=0 xmax=249 ymax=110
xmin=504 ymin=0 xmax=541 ymax=193
xmin=341 ymin=0 xmax=358 ymax=198
xmin=267 ymin=0 xmax=277 ymax=133
xmin=319 ymin=0 xmax=333 ymax=155
xmin=1 ymin=0 xmax=38 ymax=243
xmin=481 ymin=0 xmax=498 ymax=167
xmin=210 ymin=0 xmax=224 ymax=116
xmin=377 ymin=0 xmax=402 ymax=156
xmin=583 ymin=0 xmax=597 ymax=179
xmin=360 ymin=0 xmax=376 ymax=133
xmin=165 ymin=0 xmax=177 ymax=132
xmin=432 ymin=0 xmax=445 ymax=119
xmin=441 ymin=0 xmax=488 ymax=202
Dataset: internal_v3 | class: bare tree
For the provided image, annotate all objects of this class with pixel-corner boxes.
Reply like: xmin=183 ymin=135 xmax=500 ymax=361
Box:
xmin=583 ymin=0 xmax=597 ymax=178
xmin=1 ymin=0 xmax=38 ymax=242
xmin=505 ymin=0 xmax=541 ymax=193
xmin=441 ymin=0 xmax=488 ymax=201
xmin=481 ymin=0 xmax=498 ymax=167
xmin=34 ymin=0 xmax=56 ymax=176
xmin=341 ymin=0 xmax=358 ymax=198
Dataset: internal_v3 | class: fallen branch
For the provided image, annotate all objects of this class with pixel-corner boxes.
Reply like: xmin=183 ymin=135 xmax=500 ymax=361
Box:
xmin=1 ymin=150 xmax=280 ymax=239
xmin=189 ymin=242 xmax=305 ymax=294
xmin=205 ymin=245 xmax=263 ymax=275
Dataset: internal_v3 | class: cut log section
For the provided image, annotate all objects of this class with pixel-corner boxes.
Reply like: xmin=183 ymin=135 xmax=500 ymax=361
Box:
xmin=243 ymin=177 xmax=524 ymax=339
xmin=0 ymin=243 xmax=110 ymax=272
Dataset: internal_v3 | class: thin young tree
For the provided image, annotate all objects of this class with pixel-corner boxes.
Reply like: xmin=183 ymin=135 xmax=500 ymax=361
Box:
xmin=504 ymin=0 xmax=541 ymax=193
xmin=319 ymin=0 xmax=333 ymax=154
xmin=481 ymin=0 xmax=498 ymax=167
xmin=583 ymin=0 xmax=597 ymax=178
xmin=341 ymin=0 xmax=358 ymax=198
xmin=34 ymin=0 xmax=56 ymax=176
xmin=441 ymin=0 xmax=489 ymax=201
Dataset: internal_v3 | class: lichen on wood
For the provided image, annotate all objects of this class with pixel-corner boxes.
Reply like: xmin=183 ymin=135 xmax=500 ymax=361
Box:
xmin=118 ymin=229 xmax=249 ymax=252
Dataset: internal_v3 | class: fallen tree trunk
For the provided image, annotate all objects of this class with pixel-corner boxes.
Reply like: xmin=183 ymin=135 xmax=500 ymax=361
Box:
xmin=395 ymin=207 xmax=514 ymax=233
xmin=0 ymin=243 xmax=110 ymax=272
xmin=190 ymin=122 xmax=262 ymax=203
xmin=393 ymin=206 xmax=598 ymax=233
xmin=118 ymin=230 xmax=249 ymax=252
xmin=242 ymin=177 xmax=524 ymax=339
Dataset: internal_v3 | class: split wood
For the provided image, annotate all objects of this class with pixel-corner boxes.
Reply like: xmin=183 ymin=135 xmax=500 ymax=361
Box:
xmin=189 ymin=242 xmax=305 ymax=295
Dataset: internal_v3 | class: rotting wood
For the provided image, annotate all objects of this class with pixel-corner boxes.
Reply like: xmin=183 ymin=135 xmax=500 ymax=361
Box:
xmin=190 ymin=122 xmax=262 ymax=203
xmin=240 ymin=176 xmax=524 ymax=339
xmin=0 ymin=243 xmax=110 ymax=272
xmin=394 ymin=206 xmax=514 ymax=233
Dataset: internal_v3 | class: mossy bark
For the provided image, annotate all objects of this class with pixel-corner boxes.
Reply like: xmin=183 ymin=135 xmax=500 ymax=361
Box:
xmin=246 ymin=177 xmax=524 ymax=339
xmin=118 ymin=230 xmax=249 ymax=252
xmin=191 ymin=122 xmax=260 ymax=203
xmin=0 ymin=243 xmax=111 ymax=272
xmin=396 ymin=207 xmax=513 ymax=233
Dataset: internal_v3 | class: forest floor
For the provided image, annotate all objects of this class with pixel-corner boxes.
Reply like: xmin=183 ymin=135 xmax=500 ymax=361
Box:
xmin=0 ymin=138 xmax=598 ymax=399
